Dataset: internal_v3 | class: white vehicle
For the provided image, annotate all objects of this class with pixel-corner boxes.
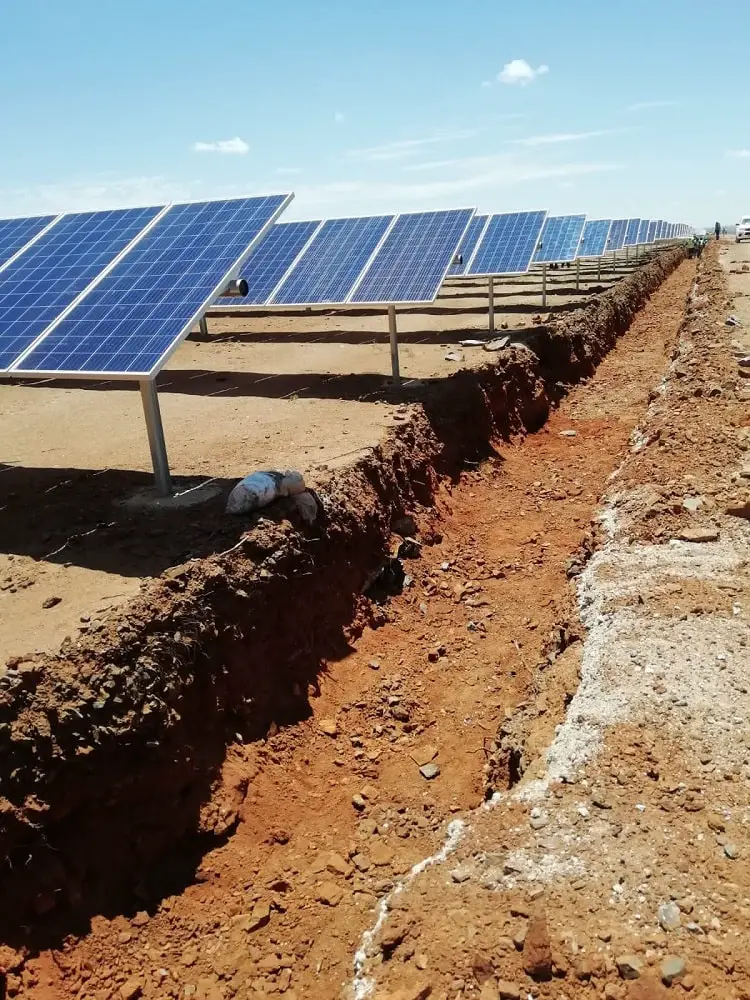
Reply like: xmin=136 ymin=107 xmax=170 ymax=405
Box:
xmin=736 ymin=216 xmax=750 ymax=242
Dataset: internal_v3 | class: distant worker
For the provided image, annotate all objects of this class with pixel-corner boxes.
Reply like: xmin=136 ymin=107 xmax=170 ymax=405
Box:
xmin=715 ymin=221 xmax=721 ymax=241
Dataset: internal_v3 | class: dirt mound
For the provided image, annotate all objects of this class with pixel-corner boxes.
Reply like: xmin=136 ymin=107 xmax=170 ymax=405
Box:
xmin=0 ymin=247 xmax=686 ymax=939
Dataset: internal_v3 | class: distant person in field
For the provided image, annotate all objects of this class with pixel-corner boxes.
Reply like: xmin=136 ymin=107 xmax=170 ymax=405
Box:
xmin=715 ymin=221 xmax=721 ymax=240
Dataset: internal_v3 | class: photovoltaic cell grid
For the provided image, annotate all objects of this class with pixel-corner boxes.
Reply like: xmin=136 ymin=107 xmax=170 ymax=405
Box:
xmin=271 ymin=215 xmax=393 ymax=305
xmin=350 ymin=209 xmax=474 ymax=304
xmin=607 ymin=219 xmax=628 ymax=251
xmin=0 ymin=206 xmax=163 ymax=372
xmin=217 ymin=220 xmax=320 ymax=305
xmin=636 ymin=220 xmax=650 ymax=244
xmin=0 ymin=215 xmax=58 ymax=270
xmin=448 ymin=215 xmax=488 ymax=275
xmin=624 ymin=219 xmax=641 ymax=246
xmin=467 ymin=211 xmax=547 ymax=276
xmin=577 ymin=219 xmax=612 ymax=258
xmin=533 ymin=214 xmax=586 ymax=263
xmin=647 ymin=221 xmax=658 ymax=242
xmin=15 ymin=195 xmax=290 ymax=377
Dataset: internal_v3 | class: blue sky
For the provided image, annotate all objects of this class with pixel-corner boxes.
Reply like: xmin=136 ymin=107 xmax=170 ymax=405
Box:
xmin=0 ymin=0 xmax=747 ymax=226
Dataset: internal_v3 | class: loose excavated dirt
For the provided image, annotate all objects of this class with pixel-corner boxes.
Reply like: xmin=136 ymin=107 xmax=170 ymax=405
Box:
xmin=0 ymin=248 xmax=697 ymax=998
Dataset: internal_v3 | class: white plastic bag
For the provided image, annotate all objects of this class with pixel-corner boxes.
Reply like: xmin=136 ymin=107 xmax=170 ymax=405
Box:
xmin=226 ymin=469 xmax=306 ymax=515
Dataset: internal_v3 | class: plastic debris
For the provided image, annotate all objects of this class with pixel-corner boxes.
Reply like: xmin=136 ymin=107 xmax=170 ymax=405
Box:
xmin=226 ymin=469 xmax=306 ymax=515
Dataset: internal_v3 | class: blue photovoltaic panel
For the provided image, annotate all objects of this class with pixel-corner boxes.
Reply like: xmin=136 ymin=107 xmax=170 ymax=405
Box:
xmin=534 ymin=214 xmax=586 ymax=264
xmin=607 ymin=219 xmax=628 ymax=251
xmin=636 ymin=219 xmax=650 ymax=244
xmin=15 ymin=195 xmax=290 ymax=377
xmin=578 ymin=219 xmax=612 ymax=258
xmin=217 ymin=220 xmax=320 ymax=305
xmin=659 ymin=221 xmax=668 ymax=239
xmin=350 ymin=209 xmax=474 ymax=304
xmin=0 ymin=215 xmax=58 ymax=269
xmin=467 ymin=210 xmax=546 ymax=276
xmin=647 ymin=221 xmax=658 ymax=242
xmin=624 ymin=219 xmax=641 ymax=246
xmin=271 ymin=215 xmax=393 ymax=305
xmin=448 ymin=215 xmax=488 ymax=275
xmin=0 ymin=206 xmax=163 ymax=372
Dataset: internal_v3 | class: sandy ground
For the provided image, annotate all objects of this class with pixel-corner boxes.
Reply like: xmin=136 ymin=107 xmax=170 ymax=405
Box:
xmin=0 ymin=257 xmax=641 ymax=665
xmin=10 ymin=253 xmax=704 ymax=999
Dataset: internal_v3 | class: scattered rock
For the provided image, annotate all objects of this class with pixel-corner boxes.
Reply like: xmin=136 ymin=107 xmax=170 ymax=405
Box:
xmin=682 ymin=497 xmax=703 ymax=513
xmin=658 ymin=901 xmax=681 ymax=931
xmin=678 ymin=528 xmax=719 ymax=543
xmin=119 ymin=980 xmax=143 ymax=1000
xmin=419 ymin=763 xmax=441 ymax=781
xmin=248 ymin=901 xmax=271 ymax=931
xmin=616 ymin=954 xmax=643 ymax=980
xmin=42 ymin=596 xmax=61 ymax=609
xmin=523 ymin=911 xmax=553 ymax=980
xmin=319 ymin=718 xmax=338 ymax=737
xmin=706 ymin=813 xmax=725 ymax=832
xmin=411 ymin=745 xmax=438 ymax=767
xmin=316 ymin=882 xmax=343 ymax=906
xmin=352 ymin=793 xmax=367 ymax=811
xmin=376 ymin=981 xmax=432 ymax=1000
xmin=324 ymin=852 xmax=351 ymax=877
xmin=370 ymin=842 xmax=394 ymax=867
xmin=661 ymin=956 xmax=687 ymax=985
xmin=560 ymin=430 xmax=577 ymax=437
xmin=472 ymin=955 xmax=494 ymax=984
xmin=131 ymin=910 xmax=150 ymax=927
xmin=495 ymin=979 xmax=520 ymax=999
xmin=724 ymin=843 xmax=739 ymax=859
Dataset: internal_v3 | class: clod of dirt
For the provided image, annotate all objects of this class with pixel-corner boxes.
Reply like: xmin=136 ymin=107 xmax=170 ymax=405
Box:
xmin=522 ymin=911 xmax=553 ymax=980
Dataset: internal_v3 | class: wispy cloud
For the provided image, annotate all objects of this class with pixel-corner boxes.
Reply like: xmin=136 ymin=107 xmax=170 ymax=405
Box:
xmin=192 ymin=137 xmax=249 ymax=155
xmin=727 ymin=149 xmax=750 ymax=159
xmin=498 ymin=59 xmax=549 ymax=86
xmin=626 ymin=100 xmax=679 ymax=112
xmin=510 ymin=129 xmax=623 ymax=147
xmin=347 ymin=129 xmax=479 ymax=163
xmin=334 ymin=111 xmax=346 ymax=125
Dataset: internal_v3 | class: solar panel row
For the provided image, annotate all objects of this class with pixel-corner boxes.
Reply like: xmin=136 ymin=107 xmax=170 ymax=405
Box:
xmin=534 ymin=215 xmax=586 ymax=263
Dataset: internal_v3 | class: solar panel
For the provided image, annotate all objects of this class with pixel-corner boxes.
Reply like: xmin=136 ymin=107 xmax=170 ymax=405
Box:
xmin=0 ymin=206 xmax=164 ymax=372
xmin=349 ymin=209 xmax=474 ymax=304
xmin=623 ymin=219 xmax=641 ymax=246
xmin=533 ymin=214 xmax=586 ymax=263
xmin=217 ymin=220 xmax=321 ymax=306
xmin=0 ymin=215 xmax=59 ymax=270
xmin=466 ymin=211 xmax=547 ymax=276
xmin=646 ymin=221 xmax=657 ymax=242
xmin=660 ymin=221 xmax=669 ymax=239
xmin=578 ymin=219 xmax=612 ymax=258
xmin=448 ymin=215 xmax=488 ymax=275
xmin=636 ymin=220 xmax=650 ymax=244
xmin=14 ymin=195 xmax=291 ymax=377
xmin=607 ymin=219 xmax=628 ymax=251
xmin=271 ymin=215 xmax=393 ymax=305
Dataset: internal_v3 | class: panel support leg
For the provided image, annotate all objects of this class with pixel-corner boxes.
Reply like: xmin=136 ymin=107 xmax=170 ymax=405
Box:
xmin=140 ymin=379 xmax=172 ymax=496
xmin=597 ymin=255 xmax=602 ymax=282
xmin=541 ymin=264 xmax=547 ymax=309
xmin=488 ymin=275 xmax=495 ymax=333
xmin=575 ymin=257 xmax=580 ymax=291
xmin=388 ymin=305 xmax=401 ymax=385
xmin=199 ymin=316 xmax=209 ymax=337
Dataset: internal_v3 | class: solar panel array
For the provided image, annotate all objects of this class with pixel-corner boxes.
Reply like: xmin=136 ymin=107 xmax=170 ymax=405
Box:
xmin=0 ymin=215 xmax=58 ymax=270
xmin=272 ymin=215 xmax=393 ymax=305
xmin=448 ymin=215 xmax=488 ymax=276
xmin=466 ymin=211 xmax=547 ymax=276
xmin=578 ymin=219 xmax=612 ymax=258
xmin=534 ymin=215 xmax=586 ymax=263
xmin=0 ymin=206 xmax=164 ymax=372
xmin=15 ymin=196 xmax=290 ymax=377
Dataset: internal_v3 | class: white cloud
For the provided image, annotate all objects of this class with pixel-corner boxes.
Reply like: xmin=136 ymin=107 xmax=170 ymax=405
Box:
xmin=626 ymin=100 xmax=679 ymax=112
xmin=334 ymin=111 xmax=346 ymax=125
xmin=498 ymin=59 xmax=549 ymax=86
xmin=727 ymin=149 xmax=750 ymax=159
xmin=347 ymin=129 xmax=479 ymax=163
xmin=192 ymin=136 xmax=249 ymax=155
xmin=510 ymin=129 xmax=622 ymax=147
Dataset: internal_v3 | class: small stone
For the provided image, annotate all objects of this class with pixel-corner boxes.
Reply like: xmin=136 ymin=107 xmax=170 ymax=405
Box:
xmin=616 ymin=954 xmax=643 ymax=980
xmin=707 ymin=813 xmax=725 ymax=832
xmin=658 ymin=901 xmax=681 ymax=931
xmin=324 ymin=852 xmax=351 ymax=877
xmin=419 ymin=763 xmax=441 ymax=781
xmin=248 ymin=901 xmax=271 ymax=931
xmin=415 ymin=954 xmax=428 ymax=971
xmin=411 ymin=745 xmax=438 ymax=767
xmin=681 ymin=974 xmax=696 ymax=991
xmin=678 ymin=528 xmax=719 ymax=543
xmin=42 ymin=596 xmax=61 ymax=609
xmin=131 ymin=910 xmax=150 ymax=927
xmin=450 ymin=868 xmax=471 ymax=884
xmin=661 ymin=957 xmax=687 ymax=985
xmin=352 ymin=793 xmax=367 ymax=811
xmin=497 ymin=982 xmax=521 ymax=1000
xmin=682 ymin=497 xmax=703 ymax=513
xmin=319 ymin=718 xmax=338 ymax=737
xmin=724 ymin=843 xmax=739 ymax=859
xmin=523 ymin=912 xmax=552 ymax=980
xmin=368 ymin=659 xmax=381 ymax=670
xmin=370 ymin=842 xmax=394 ymax=867
xmin=119 ymin=980 xmax=143 ymax=1000
xmin=560 ymin=430 xmax=577 ymax=437
xmin=316 ymin=881 xmax=343 ymax=906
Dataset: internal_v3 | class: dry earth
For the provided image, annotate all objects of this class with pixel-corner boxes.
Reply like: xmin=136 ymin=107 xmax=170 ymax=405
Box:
xmin=1 ymin=247 xmax=725 ymax=999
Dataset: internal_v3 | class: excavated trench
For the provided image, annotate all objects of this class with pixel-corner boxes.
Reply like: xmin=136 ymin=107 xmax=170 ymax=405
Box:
xmin=0 ymin=247 xmax=686 ymax=950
